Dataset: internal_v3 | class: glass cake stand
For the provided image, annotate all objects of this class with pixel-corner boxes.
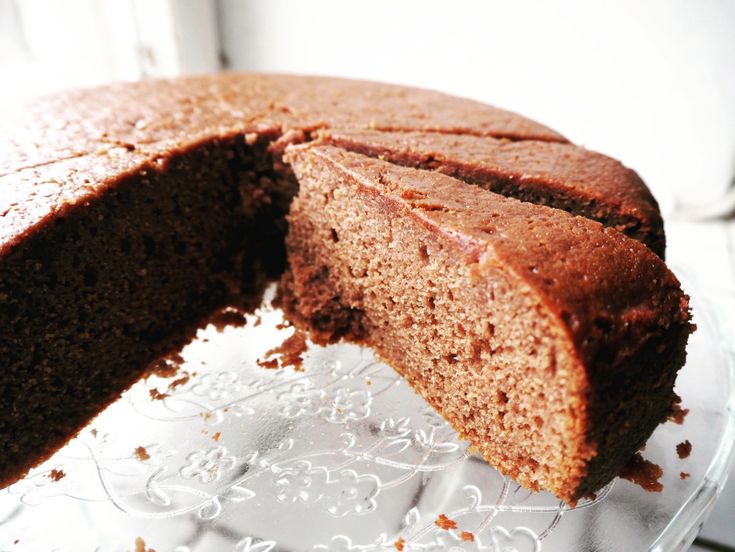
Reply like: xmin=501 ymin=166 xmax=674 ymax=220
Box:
xmin=0 ymin=269 xmax=733 ymax=552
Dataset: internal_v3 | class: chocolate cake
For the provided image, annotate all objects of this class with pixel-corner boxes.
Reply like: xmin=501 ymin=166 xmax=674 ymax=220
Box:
xmin=0 ymin=73 xmax=691 ymax=503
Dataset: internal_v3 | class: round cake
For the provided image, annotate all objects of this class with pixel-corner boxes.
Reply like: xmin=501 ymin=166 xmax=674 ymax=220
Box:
xmin=0 ymin=73 xmax=691 ymax=503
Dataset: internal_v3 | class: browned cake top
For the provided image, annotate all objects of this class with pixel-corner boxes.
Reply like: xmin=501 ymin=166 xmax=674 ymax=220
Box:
xmin=319 ymin=128 xmax=661 ymax=235
xmin=0 ymin=74 xmax=565 ymax=255
xmin=293 ymin=145 xmax=689 ymax=374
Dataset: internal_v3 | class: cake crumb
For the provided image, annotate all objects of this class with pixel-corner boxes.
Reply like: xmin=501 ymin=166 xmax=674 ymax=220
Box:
xmin=259 ymin=330 xmax=309 ymax=371
xmin=619 ymin=453 xmax=663 ymax=492
xmin=134 ymin=446 xmax=150 ymax=461
xmin=253 ymin=315 xmax=262 ymax=327
xmin=13 ymin=539 xmax=19 ymax=545
xmin=257 ymin=358 xmax=280 ymax=369
xmin=149 ymin=388 xmax=169 ymax=401
xmin=134 ymin=537 xmax=155 ymax=552
xmin=90 ymin=428 xmax=98 ymax=437
xmin=169 ymin=373 xmax=190 ymax=390
xmin=212 ymin=431 xmax=222 ymax=442
xmin=394 ymin=537 xmax=405 ymax=551
xmin=435 ymin=514 xmax=457 ymax=530
xmin=210 ymin=306 xmax=248 ymax=331
xmin=680 ymin=471 xmax=690 ymax=480
xmin=668 ymin=402 xmax=689 ymax=425
xmin=676 ymin=440 xmax=692 ymax=459
xmin=151 ymin=353 xmax=184 ymax=377
xmin=460 ymin=531 xmax=475 ymax=542
xmin=48 ymin=469 xmax=65 ymax=482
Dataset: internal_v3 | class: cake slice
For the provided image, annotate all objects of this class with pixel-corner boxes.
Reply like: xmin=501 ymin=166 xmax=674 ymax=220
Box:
xmin=280 ymin=145 xmax=691 ymax=503
xmin=319 ymin=129 xmax=665 ymax=257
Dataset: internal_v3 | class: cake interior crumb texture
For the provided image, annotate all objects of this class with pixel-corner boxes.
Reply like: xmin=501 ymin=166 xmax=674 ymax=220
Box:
xmin=0 ymin=74 xmax=692 ymax=504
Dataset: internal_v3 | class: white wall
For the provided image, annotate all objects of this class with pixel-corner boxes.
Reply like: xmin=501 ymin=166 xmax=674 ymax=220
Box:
xmin=0 ymin=0 xmax=219 ymax=99
xmin=217 ymin=0 xmax=735 ymax=214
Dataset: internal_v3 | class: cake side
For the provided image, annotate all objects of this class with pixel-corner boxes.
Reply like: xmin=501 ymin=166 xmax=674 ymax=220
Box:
xmin=319 ymin=129 xmax=665 ymax=257
xmin=281 ymin=145 xmax=691 ymax=503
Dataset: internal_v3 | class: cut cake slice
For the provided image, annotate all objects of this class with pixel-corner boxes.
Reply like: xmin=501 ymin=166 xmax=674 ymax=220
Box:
xmin=280 ymin=144 xmax=690 ymax=503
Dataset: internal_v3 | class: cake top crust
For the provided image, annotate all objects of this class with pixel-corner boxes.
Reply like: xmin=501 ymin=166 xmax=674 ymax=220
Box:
xmin=318 ymin=128 xmax=662 ymax=237
xmin=0 ymin=74 xmax=566 ymax=255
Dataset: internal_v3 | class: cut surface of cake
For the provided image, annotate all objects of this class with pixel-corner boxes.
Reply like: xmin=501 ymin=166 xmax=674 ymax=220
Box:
xmin=0 ymin=73 xmax=691 ymax=503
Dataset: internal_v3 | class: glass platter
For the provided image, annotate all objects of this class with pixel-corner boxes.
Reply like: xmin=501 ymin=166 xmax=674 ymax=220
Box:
xmin=0 ymin=269 xmax=733 ymax=552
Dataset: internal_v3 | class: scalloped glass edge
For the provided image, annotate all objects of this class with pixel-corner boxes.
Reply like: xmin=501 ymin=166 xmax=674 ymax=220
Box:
xmin=650 ymin=264 xmax=735 ymax=552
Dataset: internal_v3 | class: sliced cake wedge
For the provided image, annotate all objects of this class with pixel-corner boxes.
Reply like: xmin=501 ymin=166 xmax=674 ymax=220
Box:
xmin=280 ymin=144 xmax=691 ymax=503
